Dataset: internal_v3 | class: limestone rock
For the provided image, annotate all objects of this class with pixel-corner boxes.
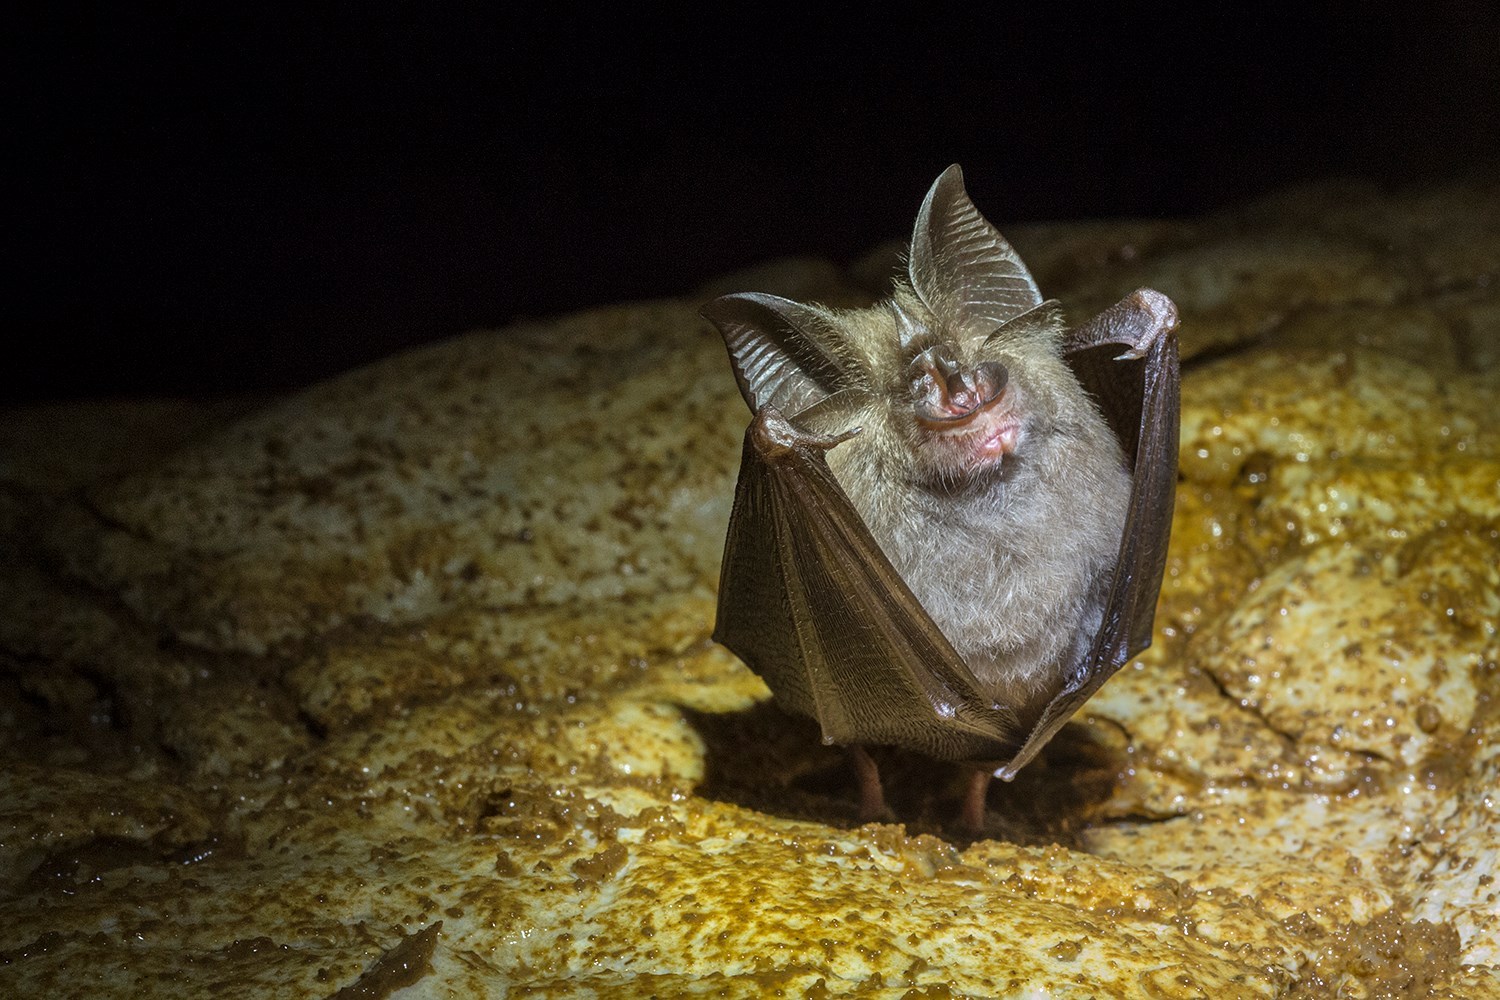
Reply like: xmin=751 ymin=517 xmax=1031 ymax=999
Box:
xmin=1 ymin=177 xmax=1496 ymax=997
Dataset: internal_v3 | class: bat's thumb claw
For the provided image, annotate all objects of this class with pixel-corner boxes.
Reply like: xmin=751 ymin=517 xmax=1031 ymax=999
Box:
xmin=829 ymin=425 xmax=863 ymax=447
xmin=750 ymin=407 xmax=861 ymax=458
xmin=1111 ymin=289 xmax=1179 ymax=360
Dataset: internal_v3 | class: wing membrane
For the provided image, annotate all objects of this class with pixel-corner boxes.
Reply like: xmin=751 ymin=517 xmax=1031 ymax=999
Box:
xmin=997 ymin=307 xmax=1180 ymax=779
xmin=715 ymin=409 xmax=1019 ymax=762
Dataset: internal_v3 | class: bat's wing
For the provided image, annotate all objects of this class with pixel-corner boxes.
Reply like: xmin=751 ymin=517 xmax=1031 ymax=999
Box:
xmin=996 ymin=289 xmax=1181 ymax=780
xmin=715 ymin=407 xmax=1020 ymax=762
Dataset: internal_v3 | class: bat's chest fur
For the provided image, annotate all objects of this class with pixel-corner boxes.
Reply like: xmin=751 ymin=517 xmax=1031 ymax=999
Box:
xmin=831 ymin=431 xmax=1130 ymax=710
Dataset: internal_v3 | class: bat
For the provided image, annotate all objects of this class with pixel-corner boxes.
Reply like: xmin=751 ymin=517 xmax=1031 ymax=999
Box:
xmin=702 ymin=165 xmax=1179 ymax=828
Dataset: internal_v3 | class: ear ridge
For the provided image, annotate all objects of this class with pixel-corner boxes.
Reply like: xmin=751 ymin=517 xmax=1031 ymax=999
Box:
xmin=909 ymin=165 xmax=1044 ymax=342
xmin=701 ymin=292 xmax=847 ymax=418
xmin=980 ymin=300 xmax=1067 ymax=349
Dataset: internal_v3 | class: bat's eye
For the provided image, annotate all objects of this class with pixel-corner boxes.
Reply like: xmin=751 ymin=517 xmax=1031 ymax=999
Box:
xmin=912 ymin=358 xmax=1008 ymax=428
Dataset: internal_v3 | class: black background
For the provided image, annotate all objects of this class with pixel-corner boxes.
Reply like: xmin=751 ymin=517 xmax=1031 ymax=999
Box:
xmin=11 ymin=7 xmax=1498 ymax=402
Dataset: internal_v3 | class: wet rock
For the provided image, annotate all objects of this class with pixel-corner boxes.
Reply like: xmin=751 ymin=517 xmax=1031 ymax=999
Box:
xmin=1 ymin=177 xmax=1496 ymax=997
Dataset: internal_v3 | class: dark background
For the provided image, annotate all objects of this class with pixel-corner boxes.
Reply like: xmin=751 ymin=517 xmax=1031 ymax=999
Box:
xmin=11 ymin=7 xmax=1498 ymax=402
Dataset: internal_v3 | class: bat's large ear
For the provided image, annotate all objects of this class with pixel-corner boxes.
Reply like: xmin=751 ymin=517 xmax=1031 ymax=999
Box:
xmin=909 ymin=165 xmax=1044 ymax=343
xmin=701 ymin=291 xmax=846 ymax=418
xmin=981 ymin=300 xmax=1067 ymax=349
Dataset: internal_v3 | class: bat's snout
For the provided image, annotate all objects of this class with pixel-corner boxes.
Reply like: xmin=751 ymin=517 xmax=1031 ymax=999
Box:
xmin=912 ymin=356 xmax=1009 ymax=430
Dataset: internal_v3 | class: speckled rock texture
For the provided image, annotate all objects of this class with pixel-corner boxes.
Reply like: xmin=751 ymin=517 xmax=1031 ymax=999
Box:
xmin=1 ymin=178 xmax=1496 ymax=998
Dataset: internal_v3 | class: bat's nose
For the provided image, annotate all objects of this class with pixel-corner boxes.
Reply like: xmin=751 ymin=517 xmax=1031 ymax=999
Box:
xmin=914 ymin=359 xmax=1009 ymax=427
xmin=945 ymin=363 xmax=1007 ymax=414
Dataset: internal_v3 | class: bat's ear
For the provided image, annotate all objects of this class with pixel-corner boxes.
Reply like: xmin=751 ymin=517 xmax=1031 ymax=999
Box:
xmin=909 ymin=165 xmax=1044 ymax=343
xmin=980 ymin=300 xmax=1067 ymax=350
xmin=701 ymin=291 xmax=846 ymax=418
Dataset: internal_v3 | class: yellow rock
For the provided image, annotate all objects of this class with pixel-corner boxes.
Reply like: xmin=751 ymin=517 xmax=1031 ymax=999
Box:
xmin=1 ymin=178 xmax=1496 ymax=996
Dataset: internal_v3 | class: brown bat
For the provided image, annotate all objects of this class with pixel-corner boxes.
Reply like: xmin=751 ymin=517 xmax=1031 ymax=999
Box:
xmin=702 ymin=165 xmax=1179 ymax=830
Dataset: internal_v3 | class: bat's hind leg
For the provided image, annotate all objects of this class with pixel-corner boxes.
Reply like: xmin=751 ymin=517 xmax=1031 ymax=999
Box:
xmin=848 ymin=746 xmax=892 ymax=823
xmin=959 ymin=766 xmax=993 ymax=835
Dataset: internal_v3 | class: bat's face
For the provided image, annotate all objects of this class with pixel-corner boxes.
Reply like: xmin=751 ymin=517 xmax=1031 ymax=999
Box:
xmin=855 ymin=293 xmax=1076 ymax=489
xmin=704 ymin=163 xmax=1105 ymax=492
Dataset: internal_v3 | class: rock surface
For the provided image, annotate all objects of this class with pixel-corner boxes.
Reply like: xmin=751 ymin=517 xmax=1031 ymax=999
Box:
xmin=1 ymin=177 xmax=1496 ymax=997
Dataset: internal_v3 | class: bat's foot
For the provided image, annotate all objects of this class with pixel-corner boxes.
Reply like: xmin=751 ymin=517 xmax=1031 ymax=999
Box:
xmin=957 ymin=767 xmax=993 ymax=836
xmin=848 ymin=746 xmax=894 ymax=823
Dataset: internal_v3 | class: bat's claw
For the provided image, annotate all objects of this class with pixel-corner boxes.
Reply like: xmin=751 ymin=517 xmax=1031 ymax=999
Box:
xmin=1069 ymin=287 xmax=1180 ymax=359
xmin=751 ymin=407 xmax=861 ymax=458
xmin=1112 ymin=289 xmax=1179 ymax=360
